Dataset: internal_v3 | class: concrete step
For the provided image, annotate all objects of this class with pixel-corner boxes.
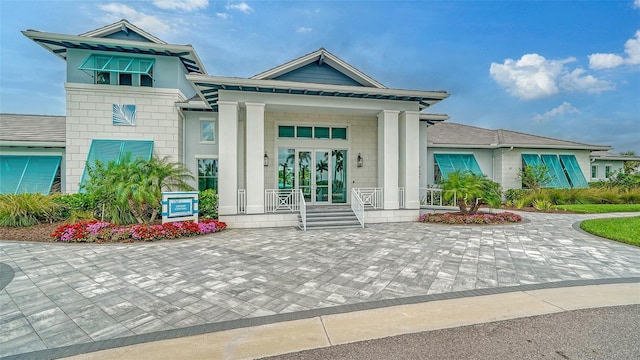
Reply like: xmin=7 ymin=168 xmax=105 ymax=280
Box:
xmin=299 ymin=208 xmax=362 ymax=230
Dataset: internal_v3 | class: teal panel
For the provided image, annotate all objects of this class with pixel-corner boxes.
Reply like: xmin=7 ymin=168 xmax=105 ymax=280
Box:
xmin=79 ymin=55 xmax=154 ymax=75
xmin=559 ymin=155 xmax=588 ymax=188
xmin=0 ymin=156 xmax=28 ymax=194
xmin=331 ymin=127 xmax=347 ymax=140
xmin=278 ymin=126 xmax=295 ymax=138
xmin=16 ymin=157 xmax=61 ymax=194
xmin=314 ymin=127 xmax=330 ymax=139
xmin=541 ymin=155 xmax=571 ymax=188
xmin=121 ymin=140 xmax=154 ymax=162
xmin=434 ymin=154 xmax=483 ymax=180
xmin=297 ymin=126 xmax=312 ymax=138
xmin=522 ymin=154 xmax=543 ymax=167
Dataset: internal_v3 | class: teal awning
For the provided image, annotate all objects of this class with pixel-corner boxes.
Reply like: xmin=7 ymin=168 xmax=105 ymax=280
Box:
xmin=79 ymin=55 xmax=154 ymax=75
xmin=541 ymin=154 xmax=571 ymax=189
xmin=559 ymin=155 xmax=588 ymax=188
xmin=434 ymin=154 xmax=483 ymax=180
xmin=80 ymin=139 xmax=154 ymax=187
xmin=0 ymin=155 xmax=61 ymax=194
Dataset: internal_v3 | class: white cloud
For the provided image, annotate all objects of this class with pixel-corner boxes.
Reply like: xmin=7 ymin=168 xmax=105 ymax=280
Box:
xmin=226 ymin=2 xmax=253 ymax=13
xmin=99 ymin=3 xmax=170 ymax=34
xmin=490 ymin=53 xmax=613 ymax=99
xmin=153 ymin=0 xmax=208 ymax=11
xmin=589 ymin=30 xmax=640 ymax=69
xmin=216 ymin=12 xmax=230 ymax=20
xmin=634 ymin=0 xmax=640 ymax=9
xmin=296 ymin=27 xmax=312 ymax=33
xmin=532 ymin=101 xmax=579 ymax=123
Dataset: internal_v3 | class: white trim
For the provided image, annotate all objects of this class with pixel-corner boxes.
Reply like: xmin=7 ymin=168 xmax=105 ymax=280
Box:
xmin=199 ymin=118 xmax=216 ymax=144
xmin=194 ymin=154 xmax=219 ymax=159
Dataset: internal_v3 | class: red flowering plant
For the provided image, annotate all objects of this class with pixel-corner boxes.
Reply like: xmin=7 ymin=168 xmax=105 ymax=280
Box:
xmin=419 ymin=212 xmax=522 ymax=225
xmin=51 ymin=219 xmax=227 ymax=243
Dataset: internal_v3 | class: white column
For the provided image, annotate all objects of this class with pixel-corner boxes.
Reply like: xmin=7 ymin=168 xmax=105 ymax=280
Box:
xmin=377 ymin=110 xmax=400 ymax=209
xmin=218 ymin=101 xmax=239 ymax=215
xmin=400 ymin=111 xmax=420 ymax=209
xmin=245 ymin=102 xmax=265 ymax=214
xmin=419 ymin=121 xmax=429 ymax=188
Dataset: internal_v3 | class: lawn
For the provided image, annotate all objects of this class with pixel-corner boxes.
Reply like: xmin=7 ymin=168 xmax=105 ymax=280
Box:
xmin=580 ymin=216 xmax=640 ymax=247
xmin=553 ymin=203 xmax=640 ymax=213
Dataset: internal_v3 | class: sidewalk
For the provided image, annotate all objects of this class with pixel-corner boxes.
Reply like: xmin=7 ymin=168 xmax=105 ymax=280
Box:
xmin=62 ymin=282 xmax=640 ymax=360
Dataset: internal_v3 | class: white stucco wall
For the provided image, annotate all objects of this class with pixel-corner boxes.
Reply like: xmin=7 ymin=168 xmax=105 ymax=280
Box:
xmin=590 ymin=160 xmax=625 ymax=181
xmin=65 ymin=83 xmax=186 ymax=192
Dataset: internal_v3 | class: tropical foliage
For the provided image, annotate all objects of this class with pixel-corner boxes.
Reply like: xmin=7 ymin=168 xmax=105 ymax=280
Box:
xmin=504 ymin=186 xmax=640 ymax=208
xmin=0 ymin=193 xmax=63 ymax=227
xmin=199 ymin=189 xmax=219 ymax=219
xmin=518 ymin=164 xmax=553 ymax=190
xmin=442 ymin=170 xmax=501 ymax=214
xmin=81 ymin=155 xmax=194 ymax=224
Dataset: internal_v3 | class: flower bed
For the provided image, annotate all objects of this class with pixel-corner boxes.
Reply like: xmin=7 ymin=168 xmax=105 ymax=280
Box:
xmin=419 ymin=211 xmax=522 ymax=225
xmin=51 ymin=219 xmax=227 ymax=243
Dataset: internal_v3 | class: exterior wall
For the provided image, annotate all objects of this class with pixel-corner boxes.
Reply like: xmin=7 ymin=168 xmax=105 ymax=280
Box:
xmin=590 ymin=160 xmax=625 ymax=181
xmin=183 ymin=111 xmax=219 ymax=189
xmin=66 ymin=48 xmax=196 ymax=98
xmin=499 ymin=148 xmax=591 ymax=190
xmin=263 ymin=111 xmax=378 ymax=191
xmin=65 ymin=83 xmax=186 ymax=192
xmin=425 ymin=147 xmax=494 ymax=184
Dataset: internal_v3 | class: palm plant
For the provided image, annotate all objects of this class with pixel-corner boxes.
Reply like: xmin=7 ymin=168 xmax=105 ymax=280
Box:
xmin=442 ymin=170 xmax=500 ymax=214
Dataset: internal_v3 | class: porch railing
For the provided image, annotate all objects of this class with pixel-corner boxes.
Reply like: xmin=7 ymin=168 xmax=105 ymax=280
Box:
xmin=398 ymin=187 xmax=405 ymax=209
xmin=237 ymin=189 xmax=246 ymax=214
xmin=297 ymin=189 xmax=307 ymax=231
xmin=350 ymin=188 xmax=365 ymax=228
xmin=353 ymin=188 xmax=383 ymax=209
xmin=265 ymin=189 xmax=301 ymax=212
xmin=419 ymin=187 xmax=457 ymax=207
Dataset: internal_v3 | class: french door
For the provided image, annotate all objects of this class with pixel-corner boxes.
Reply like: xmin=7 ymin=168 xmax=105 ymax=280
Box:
xmin=278 ymin=148 xmax=347 ymax=205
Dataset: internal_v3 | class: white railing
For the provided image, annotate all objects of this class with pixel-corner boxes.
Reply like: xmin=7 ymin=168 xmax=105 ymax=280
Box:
xmin=265 ymin=189 xmax=300 ymax=212
xmin=398 ymin=187 xmax=405 ymax=209
xmin=297 ymin=189 xmax=307 ymax=231
xmin=351 ymin=188 xmax=365 ymax=228
xmin=419 ymin=187 xmax=457 ymax=207
xmin=353 ymin=188 xmax=383 ymax=209
xmin=237 ymin=189 xmax=246 ymax=214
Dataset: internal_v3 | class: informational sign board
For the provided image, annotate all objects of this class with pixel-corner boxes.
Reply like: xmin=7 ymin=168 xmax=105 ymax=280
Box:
xmin=161 ymin=191 xmax=199 ymax=223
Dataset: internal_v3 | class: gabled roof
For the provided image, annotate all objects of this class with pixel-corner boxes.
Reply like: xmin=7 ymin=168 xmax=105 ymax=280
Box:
xmin=428 ymin=122 xmax=611 ymax=151
xmin=251 ymin=48 xmax=386 ymax=88
xmin=0 ymin=114 xmax=65 ymax=146
xmin=79 ymin=19 xmax=167 ymax=44
xmin=22 ymin=19 xmax=206 ymax=74
xmin=590 ymin=151 xmax=640 ymax=161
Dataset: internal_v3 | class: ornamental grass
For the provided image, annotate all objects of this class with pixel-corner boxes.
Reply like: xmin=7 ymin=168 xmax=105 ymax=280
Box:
xmin=51 ymin=219 xmax=227 ymax=243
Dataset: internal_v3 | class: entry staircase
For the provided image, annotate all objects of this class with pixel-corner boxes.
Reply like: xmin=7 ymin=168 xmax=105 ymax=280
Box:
xmin=299 ymin=205 xmax=361 ymax=230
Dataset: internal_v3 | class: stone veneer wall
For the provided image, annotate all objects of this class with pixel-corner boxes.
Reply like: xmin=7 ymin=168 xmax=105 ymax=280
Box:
xmin=263 ymin=111 xmax=378 ymax=191
xmin=64 ymin=83 xmax=186 ymax=193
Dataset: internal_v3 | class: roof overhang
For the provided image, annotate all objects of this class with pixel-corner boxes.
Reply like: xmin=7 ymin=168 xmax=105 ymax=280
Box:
xmin=428 ymin=143 xmax=612 ymax=151
xmin=590 ymin=154 xmax=640 ymax=161
xmin=186 ymin=74 xmax=449 ymax=111
xmin=420 ymin=113 xmax=449 ymax=124
xmin=0 ymin=140 xmax=65 ymax=148
xmin=22 ymin=29 xmax=206 ymax=74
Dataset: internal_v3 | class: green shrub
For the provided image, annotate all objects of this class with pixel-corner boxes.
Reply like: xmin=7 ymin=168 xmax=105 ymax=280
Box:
xmin=53 ymin=193 xmax=98 ymax=220
xmin=532 ymin=199 xmax=553 ymax=211
xmin=199 ymin=189 xmax=219 ymax=219
xmin=0 ymin=193 xmax=62 ymax=227
xmin=504 ymin=189 xmax=530 ymax=203
xmin=619 ymin=188 xmax=640 ymax=204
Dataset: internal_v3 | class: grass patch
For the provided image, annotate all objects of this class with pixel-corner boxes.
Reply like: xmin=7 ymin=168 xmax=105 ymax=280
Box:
xmin=580 ymin=217 xmax=640 ymax=246
xmin=553 ymin=203 xmax=640 ymax=214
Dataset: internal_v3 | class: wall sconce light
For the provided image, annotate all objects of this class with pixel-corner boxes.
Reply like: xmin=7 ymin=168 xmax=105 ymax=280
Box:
xmin=264 ymin=152 xmax=269 ymax=167
xmin=357 ymin=152 xmax=363 ymax=167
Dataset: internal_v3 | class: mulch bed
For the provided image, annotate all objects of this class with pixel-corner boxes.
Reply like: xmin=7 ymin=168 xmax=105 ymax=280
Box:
xmin=0 ymin=222 xmax=62 ymax=242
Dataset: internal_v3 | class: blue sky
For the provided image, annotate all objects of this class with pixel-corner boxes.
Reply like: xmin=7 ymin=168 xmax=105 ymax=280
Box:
xmin=1 ymin=0 xmax=639 ymax=153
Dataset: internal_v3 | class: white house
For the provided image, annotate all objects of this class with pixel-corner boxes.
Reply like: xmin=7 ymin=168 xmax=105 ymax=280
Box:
xmin=589 ymin=151 xmax=640 ymax=181
xmin=19 ymin=19 xmax=450 ymax=228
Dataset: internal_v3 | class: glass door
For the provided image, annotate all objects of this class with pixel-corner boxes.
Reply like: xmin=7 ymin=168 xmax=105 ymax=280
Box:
xmin=331 ymin=149 xmax=347 ymax=203
xmin=298 ymin=150 xmax=312 ymax=202
xmin=315 ymin=150 xmax=330 ymax=203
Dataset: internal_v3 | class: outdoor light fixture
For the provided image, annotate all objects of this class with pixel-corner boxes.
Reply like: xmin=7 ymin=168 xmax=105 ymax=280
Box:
xmin=357 ymin=153 xmax=363 ymax=167
xmin=264 ymin=152 xmax=269 ymax=167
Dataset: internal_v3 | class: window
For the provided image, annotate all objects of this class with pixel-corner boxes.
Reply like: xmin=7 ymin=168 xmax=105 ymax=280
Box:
xmin=605 ymin=165 xmax=612 ymax=178
xmin=278 ymin=125 xmax=348 ymax=140
xmin=0 ymin=155 xmax=61 ymax=194
xmin=521 ymin=154 xmax=588 ymax=189
xmin=80 ymin=55 xmax=154 ymax=87
xmin=200 ymin=120 xmax=215 ymax=143
xmin=96 ymin=71 xmax=110 ymax=84
xmin=433 ymin=154 xmax=483 ymax=182
xmin=119 ymin=73 xmax=132 ymax=86
xmin=591 ymin=165 xmax=598 ymax=179
xmin=140 ymin=67 xmax=153 ymax=87
xmin=197 ymin=159 xmax=218 ymax=191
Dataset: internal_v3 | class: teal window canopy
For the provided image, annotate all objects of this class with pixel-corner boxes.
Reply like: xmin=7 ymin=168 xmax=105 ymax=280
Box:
xmin=0 ymin=155 xmax=61 ymax=194
xmin=434 ymin=154 xmax=483 ymax=181
xmin=80 ymin=139 xmax=154 ymax=189
xmin=79 ymin=55 xmax=154 ymax=75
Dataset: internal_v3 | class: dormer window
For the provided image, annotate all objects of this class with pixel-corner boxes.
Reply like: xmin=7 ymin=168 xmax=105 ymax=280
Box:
xmin=79 ymin=55 xmax=154 ymax=87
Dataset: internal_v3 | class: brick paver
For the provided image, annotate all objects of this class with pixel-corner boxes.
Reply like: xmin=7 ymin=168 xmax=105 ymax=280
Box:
xmin=1 ymin=211 xmax=639 ymax=358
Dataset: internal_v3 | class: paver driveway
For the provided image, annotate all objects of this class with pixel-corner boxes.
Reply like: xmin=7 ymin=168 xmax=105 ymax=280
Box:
xmin=1 ymin=211 xmax=640 ymax=358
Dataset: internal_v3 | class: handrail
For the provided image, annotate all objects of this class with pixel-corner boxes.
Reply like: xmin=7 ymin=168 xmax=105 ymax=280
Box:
xmin=265 ymin=189 xmax=299 ymax=212
xmin=297 ymin=189 xmax=307 ymax=231
xmin=351 ymin=188 xmax=365 ymax=228
xmin=353 ymin=187 xmax=383 ymax=209
xmin=419 ymin=187 xmax=457 ymax=207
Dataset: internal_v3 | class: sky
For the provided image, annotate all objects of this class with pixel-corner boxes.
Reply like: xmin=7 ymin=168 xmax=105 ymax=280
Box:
xmin=1 ymin=0 xmax=639 ymax=153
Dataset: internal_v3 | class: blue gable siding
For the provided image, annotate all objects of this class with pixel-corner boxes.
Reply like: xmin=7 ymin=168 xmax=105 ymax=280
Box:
xmin=274 ymin=63 xmax=364 ymax=86
xmin=104 ymin=30 xmax=153 ymax=42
